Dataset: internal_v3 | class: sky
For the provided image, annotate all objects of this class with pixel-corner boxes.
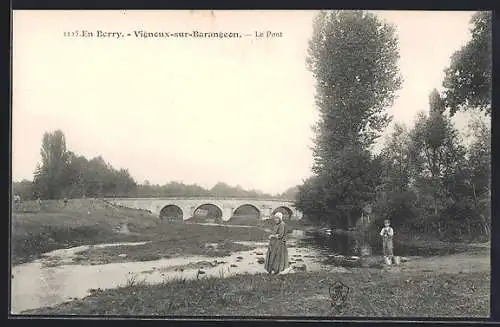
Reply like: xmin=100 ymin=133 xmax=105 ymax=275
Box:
xmin=12 ymin=10 xmax=485 ymax=195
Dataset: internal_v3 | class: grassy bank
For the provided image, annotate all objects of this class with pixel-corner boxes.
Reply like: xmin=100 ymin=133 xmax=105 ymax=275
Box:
xmin=11 ymin=199 xmax=269 ymax=265
xmin=72 ymin=239 xmax=256 ymax=265
xmin=23 ymin=266 xmax=490 ymax=317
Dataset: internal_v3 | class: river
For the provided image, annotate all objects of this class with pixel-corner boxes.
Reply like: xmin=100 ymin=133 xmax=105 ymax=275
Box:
xmin=11 ymin=235 xmax=332 ymax=314
xmin=12 ymin=228 xmax=433 ymax=314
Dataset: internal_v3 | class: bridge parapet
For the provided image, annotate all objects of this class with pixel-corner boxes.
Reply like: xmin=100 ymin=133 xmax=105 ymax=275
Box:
xmin=105 ymin=197 xmax=302 ymax=221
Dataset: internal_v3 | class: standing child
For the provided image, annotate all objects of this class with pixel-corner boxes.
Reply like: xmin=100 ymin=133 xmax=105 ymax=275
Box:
xmin=380 ymin=219 xmax=394 ymax=263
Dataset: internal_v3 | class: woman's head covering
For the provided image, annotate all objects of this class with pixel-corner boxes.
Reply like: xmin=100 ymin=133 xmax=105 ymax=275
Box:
xmin=274 ymin=212 xmax=283 ymax=221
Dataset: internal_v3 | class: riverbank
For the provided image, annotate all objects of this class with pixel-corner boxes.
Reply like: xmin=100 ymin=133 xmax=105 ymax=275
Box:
xmin=12 ymin=199 xmax=490 ymax=317
xmin=11 ymin=239 xmax=326 ymax=313
xmin=22 ymin=249 xmax=490 ymax=317
xmin=11 ymin=199 xmax=270 ymax=265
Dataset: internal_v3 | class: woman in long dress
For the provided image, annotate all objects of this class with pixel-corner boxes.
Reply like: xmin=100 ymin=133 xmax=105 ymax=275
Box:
xmin=265 ymin=212 xmax=289 ymax=275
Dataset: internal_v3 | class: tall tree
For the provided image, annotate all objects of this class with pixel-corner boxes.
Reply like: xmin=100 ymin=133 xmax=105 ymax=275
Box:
xmin=63 ymin=151 xmax=88 ymax=198
xmin=467 ymin=116 xmax=491 ymax=196
xmin=295 ymin=176 xmax=329 ymax=224
xmin=33 ymin=130 xmax=70 ymax=199
xmin=112 ymin=168 xmax=137 ymax=197
xmin=465 ymin=116 xmax=491 ymax=236
xmin=442 ymin=11 xmax=492 ymax=116
xmin=378 ymin=122 xmax=413 ymax=193
xmin=407 ymin=91 xmax=468 ymax=237
xmin=297 ymin=10 xmax=402 ymax=228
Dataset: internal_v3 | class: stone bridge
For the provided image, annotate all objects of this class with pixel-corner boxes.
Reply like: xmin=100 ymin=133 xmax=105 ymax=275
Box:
xmin=105 ymin=197 xmax=303 ymax=221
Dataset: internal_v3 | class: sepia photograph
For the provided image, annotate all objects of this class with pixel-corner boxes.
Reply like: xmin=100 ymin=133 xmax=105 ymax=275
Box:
xmin=10 ymin=9 xmax=491 ymax=318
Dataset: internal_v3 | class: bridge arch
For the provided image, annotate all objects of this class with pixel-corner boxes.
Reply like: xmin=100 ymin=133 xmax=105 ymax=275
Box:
xmin=160 ymin=204 xmax=183 ymax=221
xmin=231 ymin=204 xmax=261 ymax=224
xmin=272 ymin=206 xmax=293 ymax=220
xmin=191 ymin=203 xmax=223 ymax=222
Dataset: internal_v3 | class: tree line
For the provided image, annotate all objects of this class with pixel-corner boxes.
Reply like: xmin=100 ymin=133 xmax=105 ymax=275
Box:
xmin=295 ymin=11 xmax=491 ymax=242
xmin=135 ymin=181 xmax=297 ymax=199
xmin=13 ymin=132 xmax=298 ymax=201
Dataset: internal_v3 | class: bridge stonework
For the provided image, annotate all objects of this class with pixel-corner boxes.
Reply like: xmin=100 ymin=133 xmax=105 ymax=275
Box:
xmin=105 ymin=197 xmax=303 ymax=221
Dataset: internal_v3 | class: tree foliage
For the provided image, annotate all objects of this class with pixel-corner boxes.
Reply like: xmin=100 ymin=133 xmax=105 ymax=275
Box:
xmin=278 ymin=186 xmax=300 ymax=200
xmin=464 ymin=116 xmax=491 ymax=236
xmin=12 ymin=179 xmax=34 ymax=201
xmin=388 ymin=124 xmax=412 ymax=180
xmin=33 ymin=130 xmax=70 ymax=199
xmin=306 ymin=11 xmax=402 ymax=153
xmin=29 ymin=130 xmax=137 ymax=199
xmin=296 ymin=10 xmax=402 ymax=228
xmin=408 ymin=109 xmax=467 ymax=214
xmin=135 ymin=181 xmax=275 ymax=198
xmin=467 ymin=117 xmax=491 ymax=197
xmin=442 ymin=11 xmax=492 ymax=116
xmin=372 ymin=90 xmax=491 ymax=241
xmin=18 ymin=130 xmax=282 ymax=200
xmin=295 ymin=11 xmax=490 ymax=242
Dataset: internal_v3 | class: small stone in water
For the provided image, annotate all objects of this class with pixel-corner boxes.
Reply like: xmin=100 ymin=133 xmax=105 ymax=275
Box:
xmin=237 ymin=256 xmax=243 ymax=260
xmin=230 ymin=264 xmax=238 ymax=268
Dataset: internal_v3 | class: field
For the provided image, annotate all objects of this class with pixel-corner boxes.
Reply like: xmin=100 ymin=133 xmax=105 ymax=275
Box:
xmin=12 ymin=199 xmax=490 ymax=317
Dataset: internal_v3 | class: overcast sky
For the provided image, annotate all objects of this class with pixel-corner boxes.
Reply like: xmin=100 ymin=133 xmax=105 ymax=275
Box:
xmin=12 ymin=10 xmax=483 ymax=194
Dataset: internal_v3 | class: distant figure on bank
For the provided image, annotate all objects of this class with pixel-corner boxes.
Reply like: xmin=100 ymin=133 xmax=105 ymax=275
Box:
xmin=63 ymin=197 xmax=68 ymax=206
xmin=380 ymin=219 xmax=394 ymax=262
xmin=265 ymin=212 xmax=289 ymax=275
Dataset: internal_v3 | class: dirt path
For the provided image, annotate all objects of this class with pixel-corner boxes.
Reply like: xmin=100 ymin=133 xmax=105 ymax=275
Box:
xmin=402 ymin=251 xmax=490 ymax=274
xmin=379 ymin=247 xmax=491 ymax=276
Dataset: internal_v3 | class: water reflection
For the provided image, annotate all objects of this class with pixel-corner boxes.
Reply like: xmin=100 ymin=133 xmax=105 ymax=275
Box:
xmin=300 ymin=229 xmax=466 ymax=258
xmin=300 ymin=230 xmax=365 ymax=256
